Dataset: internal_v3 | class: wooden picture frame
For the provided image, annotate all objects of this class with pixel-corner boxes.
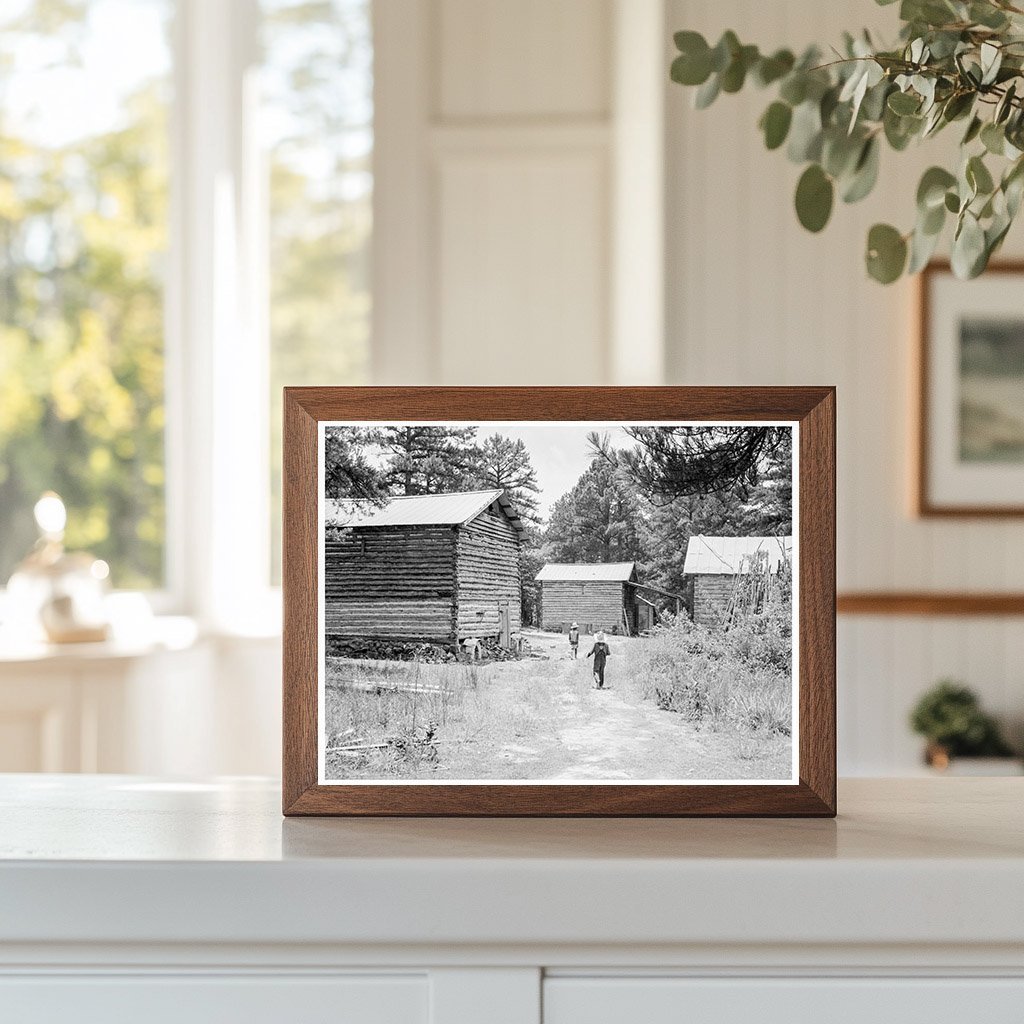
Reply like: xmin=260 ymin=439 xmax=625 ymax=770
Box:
xmin=283 ymin=387 xmax=836 ymax=817
xmin=917 ymin=260 xmax=1024 ymax=517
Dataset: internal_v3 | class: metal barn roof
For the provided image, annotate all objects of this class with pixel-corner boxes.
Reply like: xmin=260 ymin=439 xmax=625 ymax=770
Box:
xmin=535 ymin=562 xmax=636 ymax=582
xmin=682 ymin=535 xmax=792 ymax=575
xmin=326 ymin=489 xmax=524 ymax=533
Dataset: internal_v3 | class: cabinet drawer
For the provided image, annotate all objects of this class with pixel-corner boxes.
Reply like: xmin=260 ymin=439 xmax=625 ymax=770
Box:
xmin=544 ymin=977 xmax=1024 ymax=1024
xmin=0 ymin=973 xmax=427 ymax=1024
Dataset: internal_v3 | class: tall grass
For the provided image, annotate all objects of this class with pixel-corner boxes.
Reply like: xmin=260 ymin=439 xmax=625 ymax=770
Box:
xmin=626 ymin=602 xmax=792 ymax=737
xmin=324 ymin=658 xmax=483 ymax=778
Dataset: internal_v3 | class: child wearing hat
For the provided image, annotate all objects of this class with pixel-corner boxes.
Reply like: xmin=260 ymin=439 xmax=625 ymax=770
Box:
xmin=586 ymin=631 xmax=611 ymax=688
xmin=568 ymin=622 xmax=580 ymax=659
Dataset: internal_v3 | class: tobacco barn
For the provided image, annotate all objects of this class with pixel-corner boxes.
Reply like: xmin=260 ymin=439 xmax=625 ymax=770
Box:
xmin=324 ymin=489 xmax=524 ymax=647
xmin=536 ymin=562 xmax=686 ymax=635
xmin=682 ymin=535 xmax=793 ymax=627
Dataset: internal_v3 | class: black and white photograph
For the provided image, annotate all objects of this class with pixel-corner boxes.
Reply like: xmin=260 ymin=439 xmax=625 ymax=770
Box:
xmin=317 ymin=421 xmax=797 ymax=785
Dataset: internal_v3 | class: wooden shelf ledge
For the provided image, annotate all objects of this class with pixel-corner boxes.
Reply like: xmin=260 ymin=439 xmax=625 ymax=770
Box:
xmin=838 ymin=592 xmax=1024 ymax=616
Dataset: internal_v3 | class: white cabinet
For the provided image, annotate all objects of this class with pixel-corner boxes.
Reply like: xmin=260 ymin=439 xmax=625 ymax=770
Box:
xmin=1 ymin=777 xmax=1023 ymax=1024
xmin=0 ymin=974 xmax=428 ymax=1024
xmin=544 ymin=977 xmax=1024 ymax=1024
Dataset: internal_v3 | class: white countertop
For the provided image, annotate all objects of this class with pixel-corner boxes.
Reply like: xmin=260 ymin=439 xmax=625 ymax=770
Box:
xmin=2 ymin=775 xmax=1022 ymax=951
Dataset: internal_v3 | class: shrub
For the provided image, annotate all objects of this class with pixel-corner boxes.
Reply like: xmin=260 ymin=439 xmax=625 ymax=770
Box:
xmin=628 ymin=604 xmax=792 ymax=736
xmin=910 ymin=680 xmax=1014 ymax=758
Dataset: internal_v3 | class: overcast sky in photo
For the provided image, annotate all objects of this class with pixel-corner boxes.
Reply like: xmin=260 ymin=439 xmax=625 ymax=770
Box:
xmin=482 ymin=423 xmax=633 ymax=518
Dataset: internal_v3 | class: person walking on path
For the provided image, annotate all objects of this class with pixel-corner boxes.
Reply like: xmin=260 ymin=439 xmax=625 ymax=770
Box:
xmin=586 ymin=630 xmax=611 ymax=688
xmin=568 ymin=622 xmax=580 ymax=659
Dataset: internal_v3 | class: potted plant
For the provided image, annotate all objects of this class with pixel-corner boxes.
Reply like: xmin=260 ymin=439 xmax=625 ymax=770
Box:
xmin=670 ymin=0 xmax=1024 ymax=283
xmin=909 ymin=680 xmax=1018 ymax=771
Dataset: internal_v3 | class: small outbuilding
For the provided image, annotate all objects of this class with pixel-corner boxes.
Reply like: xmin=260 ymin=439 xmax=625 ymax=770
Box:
xmin=534 ymin=562 xmax=684 ymax=635
xmin=535 ymin=562 xmax=638 ymax=634
xmin=324 ymin=489 xmax=523 ymax=646
xmin=682 ymin=535 xmax=793 ymax=627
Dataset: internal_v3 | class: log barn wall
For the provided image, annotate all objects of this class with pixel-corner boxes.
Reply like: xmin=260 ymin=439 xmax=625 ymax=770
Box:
xmin=692 ymin=573 xmax=735 ymax=627
xmin=455 ymin=508 xmax=522 ymax=639
xmin=324 ymin=524 xmax=457 ymax=641
xmin=539 ymin=580 xmax=627 ymax=632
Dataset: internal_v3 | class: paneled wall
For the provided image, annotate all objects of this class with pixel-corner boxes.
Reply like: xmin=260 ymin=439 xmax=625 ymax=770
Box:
xmin=372 ymin=0 xmax=659 ymax=387
xmin=371 ymin=0 xmax=1024 ymax=774
xmin=665 ymin=0 xmax=1024 ymax=772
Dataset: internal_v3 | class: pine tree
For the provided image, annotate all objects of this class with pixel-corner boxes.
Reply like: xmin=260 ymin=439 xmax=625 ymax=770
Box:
xmin=323 ymin=427 xmax=385 ymax=501
xmin=617 ymin=426 xmax=790 ymax=501
xmin=368 ymin=425 xmax=480 ymax=495
xmin=473 ymin=433 xmax=541 ymax=522
xmin=543 ymin=460 xmax=647 ymax=565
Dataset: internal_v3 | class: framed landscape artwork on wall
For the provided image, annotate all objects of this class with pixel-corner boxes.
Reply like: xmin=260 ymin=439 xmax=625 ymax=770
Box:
xmin=282 ymin=387 xmax=835 ymax=816
xmin=918 ymin=262 xmax=1024 ymax=517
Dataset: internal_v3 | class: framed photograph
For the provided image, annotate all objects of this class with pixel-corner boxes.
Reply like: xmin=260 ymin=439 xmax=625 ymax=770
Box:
xmin=918 ymin=261 xmax=1024 ymax=516
xmin=283 ymin=387 xmax=835 ymax=816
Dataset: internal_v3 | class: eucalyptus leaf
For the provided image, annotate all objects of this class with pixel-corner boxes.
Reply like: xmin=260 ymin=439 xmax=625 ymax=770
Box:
xmin=795 ymin=164 xmax=834 ymax=232
xmin=884 ymin=106 xmax=922 ymax=150
xmin=942 ymin=92 xmax=974 ymax=122
xmin=779 ymin=73 xmax=807 ymax=106
xmin=694 ymin=73 xmax=721 ymax=109
xmin=920 ymin=200 xmax=946 ymax=235
xmin=962 ymin=115 xmax=983 ymax=145
xmin=671 ymin=51 xmax=711 ymax=87
xmin=980 ymin=41 xmax=1002 ymax=86
xmin=970 ymin=2 xmax=1009 ymax=30
xmin=917 ymin=166 xmax=957 ymax=210
xmin=842 ymin=137 xmax=880 ymax=203
xmin=754 ymin=49 xmax=795 ymax=87
xmin=822 ymin=128 xmax=863 ymax=178
xmin=866 ymin=223 xmax=908 ymax=283
xmin=996 ymin=83 xmax=1017 ymax=124
xmin=760 ymin=101 xmax=793 ymax=150
xmin=981 ymin=121 xmax=1006 ymax=155
xmin=888 ymin=90 xmax=921 ymax=115
xmin=908 ymin=221 xmax=942 ymax=273
xmin=967 ymin=154 xmax=995 ymax=195
xmin=787 ymin=101 xmax=823 ymax=162
xmin=710 ymin=31 xmax=740 ymax=73
xmin=952 ymin=212 xmax=987 ymax=278
xmin=721 ymin=44 xmax=759 ymax=92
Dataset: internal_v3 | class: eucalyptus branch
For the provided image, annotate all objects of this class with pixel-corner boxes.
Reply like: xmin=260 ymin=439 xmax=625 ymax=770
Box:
xmin=670 ymin=0 xmax=1024 ymax=283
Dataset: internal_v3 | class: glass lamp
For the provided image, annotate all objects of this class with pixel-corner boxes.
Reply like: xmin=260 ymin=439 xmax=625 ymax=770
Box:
xmin=5 ymin=493 xmax=111 ymax=644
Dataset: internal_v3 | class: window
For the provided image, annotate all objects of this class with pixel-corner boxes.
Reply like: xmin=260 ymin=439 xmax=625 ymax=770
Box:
xmin=0 ymin=0 xmax=373 ymax=617
xmin=262 ymin=0 xmax=372 ymax=581
xmin=0 ymin=0 xmax=172 ymax=589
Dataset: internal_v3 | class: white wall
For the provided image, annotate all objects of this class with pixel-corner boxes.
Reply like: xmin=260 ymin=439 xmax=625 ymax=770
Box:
xmin=159 ymin=0 xmax=1023 ymax=779
xmin=665 ymin=0 xmax=1024 ymax=771
xmin=373 ymin=0 xmax=665 ymax=386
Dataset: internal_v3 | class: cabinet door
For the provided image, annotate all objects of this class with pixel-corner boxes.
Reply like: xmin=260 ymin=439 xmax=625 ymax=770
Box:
xmin=544 ymin=977 xmax=1024 ymax=1024
xmin=0 ymin=973 xmax=427 ymax=1024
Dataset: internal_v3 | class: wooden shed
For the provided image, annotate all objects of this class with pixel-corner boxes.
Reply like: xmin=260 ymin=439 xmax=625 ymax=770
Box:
xmin=535 ymin=562 xmax=639 ymax=634
xmin=682 ymin=535 xmax=793 ymax=627
xmin=324 ymin=489 xmax=523 ymax=646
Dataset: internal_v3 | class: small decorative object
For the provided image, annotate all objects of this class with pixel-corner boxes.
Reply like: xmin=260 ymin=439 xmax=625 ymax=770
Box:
xmin=917 ymin=261 xmax=1024 ymax=515
xmin=910 ymin=679 xmax=1016 ymax=769
xmin=282 ymin=387 xmax=836 ymax=817
xmin=5 ymin=492 xmax=111 ymax=644
xmin=670 ymin=1 xmax=1024 ymax=283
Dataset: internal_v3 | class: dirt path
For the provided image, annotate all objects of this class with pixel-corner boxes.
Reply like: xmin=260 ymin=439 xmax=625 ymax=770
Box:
xmin=483 ymin=631 xmax=790 ymax=782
